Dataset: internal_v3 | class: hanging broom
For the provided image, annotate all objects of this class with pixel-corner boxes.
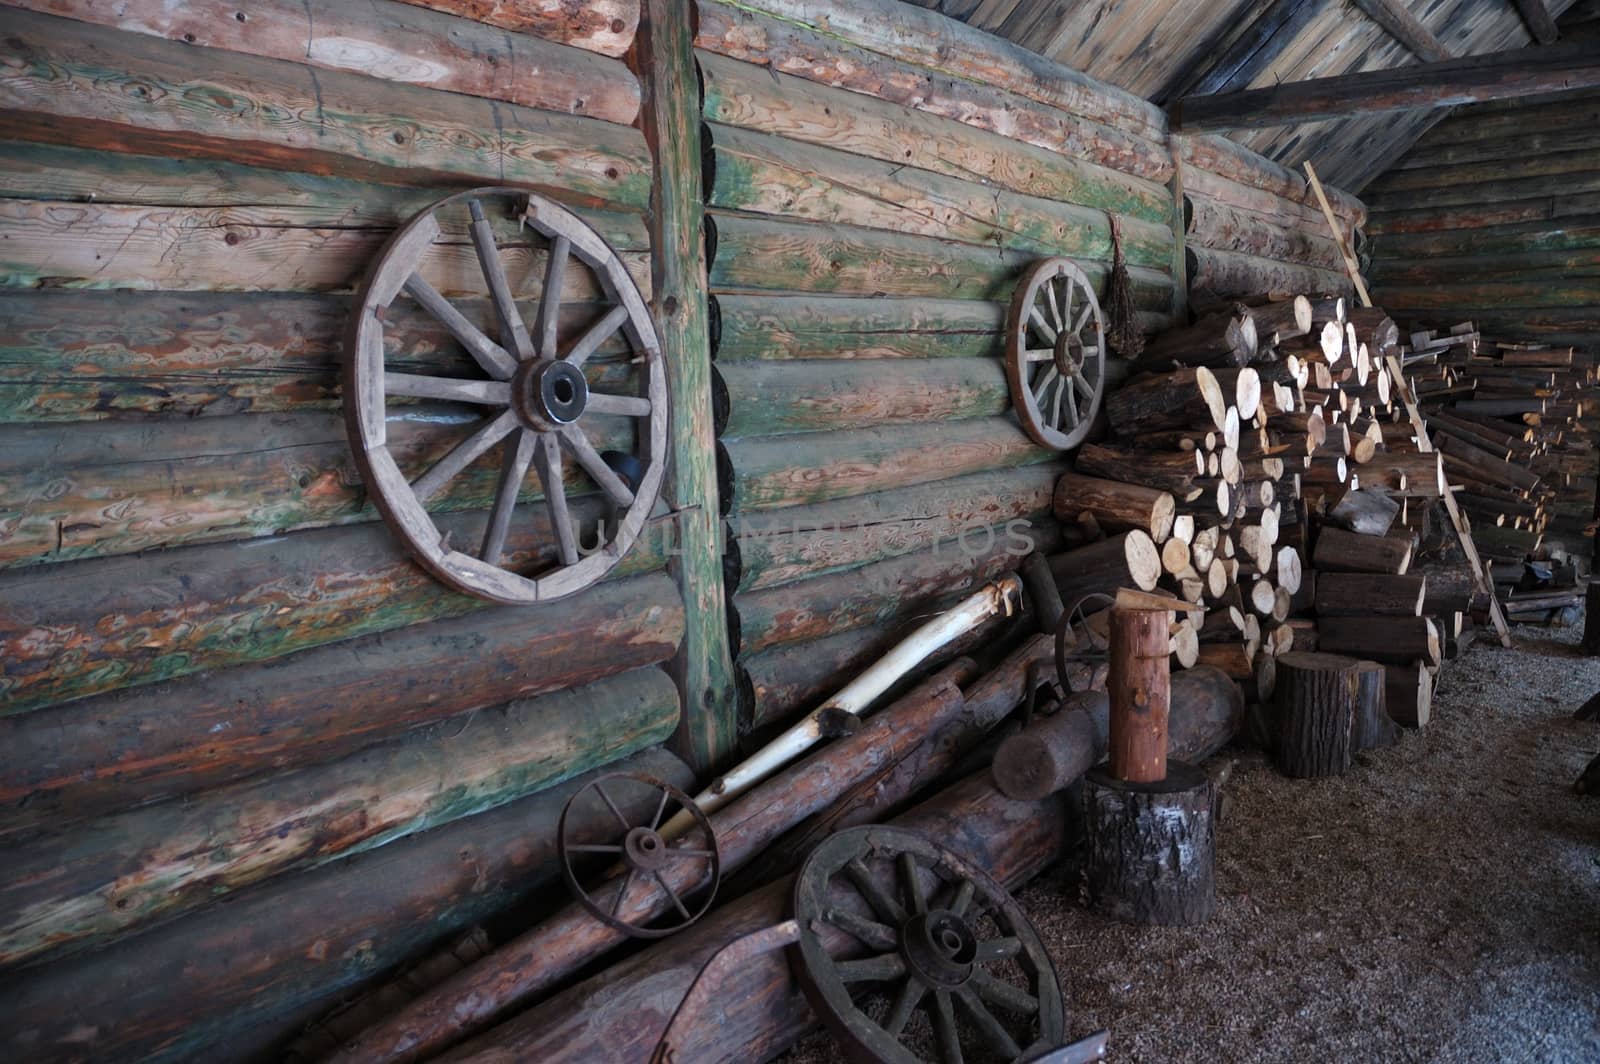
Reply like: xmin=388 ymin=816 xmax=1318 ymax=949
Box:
xmin=1103 ymin=212 xmax=1145 ymax=360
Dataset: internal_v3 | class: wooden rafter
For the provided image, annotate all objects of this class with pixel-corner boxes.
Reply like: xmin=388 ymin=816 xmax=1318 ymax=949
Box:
xmin=1350 ymin=0 xmax=1453 ymax=62
xmin=1171 ymin=40 xmax=1600 ymax=130
xmin=1511 ymin=0 xmax=1561 ymax=45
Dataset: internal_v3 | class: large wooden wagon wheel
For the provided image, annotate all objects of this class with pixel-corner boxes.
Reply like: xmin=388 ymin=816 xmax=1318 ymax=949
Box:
xmin=345 ymin=188 xmax=666 ymax=604
xmin=791 ymin=826 xmax=1066 ymax=1064
xmin=1005 ymin=258 xmax=1106 ymax=451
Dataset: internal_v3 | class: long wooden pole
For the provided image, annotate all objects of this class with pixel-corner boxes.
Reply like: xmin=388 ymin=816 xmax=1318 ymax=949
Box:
xmin=1172 ymin=41 xmax=1600 ymax=131
xmin=635 ymin=0 xmax=738 ymax=772
xmin=1350 ymin=0 xmax=1453 ymax=62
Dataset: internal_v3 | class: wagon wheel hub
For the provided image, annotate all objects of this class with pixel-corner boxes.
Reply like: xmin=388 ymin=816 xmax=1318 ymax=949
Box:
xmin=622 ymin=825 xmax=671 ymax=873
xmin=515 ymin=357 xmax=590 ymax=430
xmin=901 ymin=909 xmax=978 ymax=990
xmin=1054 ymin=327 xmax=1084 ymax=380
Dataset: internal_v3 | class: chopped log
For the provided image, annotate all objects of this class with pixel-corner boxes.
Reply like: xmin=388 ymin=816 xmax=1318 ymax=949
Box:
xmin=1317 ymin=615 xmax=1442 ymax=667
xmin=1054 ymin=471 xmax=1177 ymax=540
xmin=1075 ymin=442 xmax=1206 ymax=495
xmin=1162 ymin=536 xmax=1193 ymax=577
xmin=1273 ymin=652 xmax=1361 ymax=779
xmin=1314 ymin=526 xmax=1412 ymax=574
xmin=1138 ymin=306 xmax=1257 ymax=368
xmin=1276 ymin=546 xmax=1304 ymax=595
xmin=1351 ymin=661 xmax=1400 ymax=750
xmin=1385 ymin=663 xmax=1433 ymax=727
xmin=1108 ymin=607 xmax=1172 ymax=783
xmin=1049 ymin=530 xmax=1164 ymax=603
xmin=1327 ymin=487 xmax=1401 ymax=535
xmin=1315 ymin=573 xmax=1427 ymax=616
xmin=1195 ymin=640 xmax=1255 ymax=680
xmin=1105 ymin=366 xmax=1228 ymax=435
xmin=1084 ymin=759 xmax=1216 ymax=926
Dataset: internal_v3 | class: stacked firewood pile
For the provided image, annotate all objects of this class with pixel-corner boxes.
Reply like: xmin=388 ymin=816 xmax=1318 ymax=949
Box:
xmin=1047 ymin=293 xmax=1469 ymax=745
xmin=1399 ymin=326 xmax=1597 ymax=625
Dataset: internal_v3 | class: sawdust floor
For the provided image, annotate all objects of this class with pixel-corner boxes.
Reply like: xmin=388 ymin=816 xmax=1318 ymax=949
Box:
xmin=788 ymin=625 xmax=1600 ymax=1063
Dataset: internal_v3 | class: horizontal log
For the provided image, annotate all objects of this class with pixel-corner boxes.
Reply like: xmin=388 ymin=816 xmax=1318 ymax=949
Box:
xmin=1171 ymin=41 xmax=1600 ymax=132
xmin=713 ymin=293 xmax=1004 ymax=362
xmin=708 ymin=213 xmax=1173 ymax=308
xmin=1188 ymin=247 xmax=1353 ymax=303
xmin=6 ymin=0 xmax=640 ymax=125
xmin=0 ymin=286 xmax=633 ymax=422
xmin=707 ymin=123 xmax=1174 ymax=266
xmin=1054 ymin=470 xmax=1177 ymax=539
xmin=693 ymin=2 xmax=1172 ymax=181
xmin=1177 ymin=134 xmax=1366 ymax=229
xmin=699 ymin=52 xmax=1172 ymax=224
xmin=0 ymin=501 xmax=671 ymax=717
xmin=0 ymin=746 xmax=690 ymax=1064
xmin=0 ymin=407 xmax=635 ymax=568
xmin=1187 ymin=196 xmax=1346 ymax=272
xmin=1048 ymin=529 xmax=1163 ymax=602
xmin=0 ymin=9 xmax=651 ymax=207
xmin=1414 ymin=90 xmax=1600 ymax=148
xmin=0 ymin=571 xmax=682 ymax=838
xmin=732 ymin=522 xmax=1051 ymax=655
xmin=1365 ymin=191 xmax=1600 ymax=236
xmin=1370 ymin=218 xmax=1600 ymax=261
xmin=732 ymin=465 xmax=1060 ymax=591
xmin=1183 ymin=167 xmax=1336 ymax=234
xmin=1370 ymin=247 xmax=1600 ymax=287
xmin=1314 ymin=573 xmax=1427 ymax=616
xmin=719 ymin=357 xmax=1009 ymax=437
xmin=0 ymin=666 xmax=681 ymax=968
xmin=722 ymin=417 xmax=1056 ymax=513
xmin=1313 ymin=526 xmax=1412 ymax=574
xmin=1371 ymin=147 xmax=1600 ymax=196
xmin=393 ymin=0 xmax=638 ymax=56
xmin=1074 ymin=442 xmax=1206 ymax=495
xmin=1316 ymin=615 xmax=1441 ymax=667
xmin=1106 ymin=366 xmax=1228 ymax=435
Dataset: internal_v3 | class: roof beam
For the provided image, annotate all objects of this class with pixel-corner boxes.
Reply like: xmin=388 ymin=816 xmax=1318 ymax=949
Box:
xmin=1170 ymin=40 xmax=1600 ymax=131
xmin=1350 ymin=0 xmax=1453 ymax=61
xmin=1511 ymin=0 xmax=1560 ymax=45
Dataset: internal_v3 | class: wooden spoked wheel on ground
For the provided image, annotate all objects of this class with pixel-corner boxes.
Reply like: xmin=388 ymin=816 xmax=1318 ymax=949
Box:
xmin=791 ymin=825 xmax=1066 ymax=1064
xmin=1005 ymin=258 xmax=1106 ymax=451
xmin=345 ymin=188 xmax=667 ymax=605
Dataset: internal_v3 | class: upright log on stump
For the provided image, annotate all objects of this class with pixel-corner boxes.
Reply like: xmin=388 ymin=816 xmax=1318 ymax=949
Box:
xmin=1274 ymin=652 xmax=1359 ymax=778
xmin=1084 ymin=606 xmax=1215 ymax=925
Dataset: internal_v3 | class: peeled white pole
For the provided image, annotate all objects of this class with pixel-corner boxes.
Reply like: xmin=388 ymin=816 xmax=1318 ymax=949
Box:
xmin=659 ymin=574 xmax=1024 ymax=839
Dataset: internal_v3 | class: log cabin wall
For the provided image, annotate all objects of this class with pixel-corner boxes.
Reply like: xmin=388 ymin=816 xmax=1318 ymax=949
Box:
xmin=0 ymin=2 xmax=691 ymax=1060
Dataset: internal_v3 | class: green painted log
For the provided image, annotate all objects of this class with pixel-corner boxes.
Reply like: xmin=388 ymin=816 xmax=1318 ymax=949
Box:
xmin=1187 ymin=246 xmax=1352 ymax=303
xmin=1367 ymin=170 xmax=1600 ymax=213
xmin=1371 ymin=218 xmax=1600 ymax=260
xmin=0 ymin=288 xmax=633 ymax=423
xmin=0 ymin=502 xmax=673 ymax=716
xmin=699 ymin=51 xmax=1172 ymax=224
xmin=731 ymin=465 xmax=1061 ymax=591
xmin=5 ymin=0 xmax=641 ymax=126
xmin=1369 ymin=147 xmax=1600 ymax=195
xmin=1183 ymin=167 xmax=1335 ymax=234
xmin=723 ymin=417 xmax=1057 ymax=513
xmin=0 ymin=745 xmax=690 ymax=1064
xmin=0 ymin=667 xmax=682 ymax=969
xmin=636 ymin=0 xmax=737 ymax=774
xmin=1388 ymin=126 xmax=1600 ymax=172
xmin=708 ymin=213 xmax=1173 ymax=309
xmin=1369 ymin=247 xmax=1600 ymax=286
xmin=1376 ymin=279 xmax=1600 ymax=311
xmin=0 ymin=407 xmax=634 ymax=569
xmin=1365 ymin=192 xmax=1600 ymax=235
xmin=706 ymin=123 xmax=1174 ymax=267
xmin=0 ymin=8 xmax=651 ymax=208
xmin=0 ymin=571 xmax=683 ymax=834
xmin=731 ymin=521 xmax=1054 ymax=656
xmin=0 ymin=196 xmax=650 ymax=295
xmin=719 ymin=358 xmax=1010 ymax=438
xmin=692 ymin=2 xmax=1173 ymax=181
xmin=1187 ymin=196 xmax=1345 ymax=272
xmin=1177 ymin=134 xmax=1366 ymax=229
xmin=713 ymin=294 xmax=1004 ymax=362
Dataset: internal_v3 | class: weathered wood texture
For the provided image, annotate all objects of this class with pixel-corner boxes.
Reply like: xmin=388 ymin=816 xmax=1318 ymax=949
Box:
xmin=0 ymin=746 xmax=690 ymax=1064
xmin=1084 ymin=760 xmax=1216 ymax=925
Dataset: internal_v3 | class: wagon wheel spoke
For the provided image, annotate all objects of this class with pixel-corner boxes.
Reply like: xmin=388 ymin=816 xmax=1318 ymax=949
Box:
xmin=1024 ymin=348 xmax=1053 ymax=363
xmin=970 ymin=969 xmax=1039 ymax=1015
xmin=534 ymin=234 xmax=570 ymax=359
xmin=653 ymin=871 xmax=692 ymax=920
xmin=898 ymin=852 xmax=927 ymax=915
xmin=610 ymin=869 xmax=637 ymax=918
xmin=947 ymin=877 xmax=976 ymax=917
xmin=883 ymin=978 xmax=925 ymax=1038
xmin=409 ymin=409 xmax=520 ymax=504
xmin=467 ymin=198 xmax=535 ymax=361
xmin=402 ymin=273 xmax=518 ymax=380
xmin=845 ymin=858 xmax=908 ymax=925
xmin=594 ymin=781 xmax=632 ymax=831
xmin=1027 ymin=305 xmax=1057 ymax=346
xmin=837 ymin=952 xmax=906 ymax=984
xmin=824 ymin=907 xmax=900 ymax=953
xmin=1043 ymin=277 xmax=1062 ymax=331
xmin=480 ymin=429 xmax=537 ymax=565
xmin=1063 ymin=377 xmax=1079 ymax=427
xmin=563 ymin=305 xmax=631 ymax=368
xmin=1050 ymin=375 xmax=1064 ymax=429
xmin=586 ymin=393 xmax=653 ymax=418
xmin=564 ymin=843 xmax=623 ymax=855
xmin=1073 ymin=300 xmax=1095 ymax=336
xmin=648 ymin=785 xmax=672 ymax=830
xmin=385 ymin=372 xmax=510 ymax=406
xmin=1031 ymin=366 xmax=1058 ymax=404
xmin=931 ymin=989 xmax=964 ymax=1064
xmin=558 ymin=424 xmax=635 ymax=507
xmin=974 ymin=936 xmax=1022 ymax=964
xmin=1057 ymin=276 xmax=1073 ymax=334
xmin=955 ymin=987 xmax=1022 ymax=1059
xmin=531 ymin=432 xmax=579 ymax=566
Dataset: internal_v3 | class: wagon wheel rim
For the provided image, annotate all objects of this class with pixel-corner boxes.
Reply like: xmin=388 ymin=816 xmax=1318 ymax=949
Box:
xmin=1005 ymin=258 xmax=1105 ymax=451
xmin=791 ymin=826 xmax=1065 ymax=1064
xmin=1055 ymin=592 xmax=1114 ymax=694
xmin=557 ymin=772 xmax=720 ymax=940
xmin=344 ymin=188 xmax=667 ymax=605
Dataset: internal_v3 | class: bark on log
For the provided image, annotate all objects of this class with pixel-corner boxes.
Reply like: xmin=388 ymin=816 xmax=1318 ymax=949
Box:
xmin=1084 ymin=760 xmax=1216 ymax=926
xmin=1314 ymin=573 xmax=1427 ymax=616
xmin=1188 ymin=247 xmax=1353 ymax=305
xmin=1106 ymin=366 xmax=1228 ymax=435
xmin=719 ymin=357 xmax=1010 ymax=437
xmin=1317 ymin=615 xmax=1442 ymax=667
xmin=1352 ymin=660 xmax=1400 ymax=751
xmin=1385 ymin=663 xmax=1433 ymax=727
xmin=1273 ymin=652 xmax=1360 ymax=779
xmin=1108 ymin=607 xmax=1172 ymax=783
xmin=1137 ymin=306 xmax=1257 ymax=368
xmin=1247 ymin=295 xmax=1315 ymax=343
xmin=1053 ymin=471 xmax=1177 ymax=540
xmin=1048 ymin=530 xmax=1164 ymax=603
xmin=1313 ymin=526 xmax=1412 ymax=574
xmin=1075 ymin=443 xmax=1206 ymax=495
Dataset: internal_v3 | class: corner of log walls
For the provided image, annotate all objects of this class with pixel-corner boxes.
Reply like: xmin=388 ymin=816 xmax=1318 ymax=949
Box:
xmin=0 ymin=0 xmax=1372 ymax=1056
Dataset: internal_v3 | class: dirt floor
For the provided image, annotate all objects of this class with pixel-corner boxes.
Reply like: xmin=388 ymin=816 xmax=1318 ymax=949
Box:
xmin=788 ymin=625 xmax=1600 ymax=1062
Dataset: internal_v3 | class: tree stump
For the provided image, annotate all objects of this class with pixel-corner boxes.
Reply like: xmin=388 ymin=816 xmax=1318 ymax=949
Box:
xmin=1274 ymin=651 xmax=1359 ymax=778
xmin=1083 ymin=759 xmax=1215 ymax=926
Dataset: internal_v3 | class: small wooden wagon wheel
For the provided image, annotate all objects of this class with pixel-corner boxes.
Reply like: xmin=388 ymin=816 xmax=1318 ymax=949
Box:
xmin=557 ymin=772 xmax=720 ymax=939
xmin=344 ymin=188 xmax=667 ymax=605
xmin=1005 ymin=258 xmax=1106 ymax=451
xmin=791 ymin=825 xmax=1065 ymax=1063
xmin=1055 ymin=592 xmax=1113 ymax=695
